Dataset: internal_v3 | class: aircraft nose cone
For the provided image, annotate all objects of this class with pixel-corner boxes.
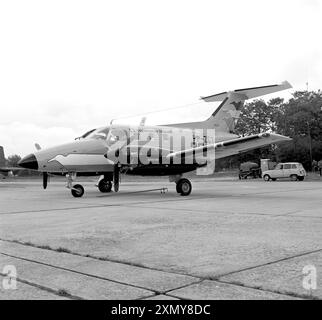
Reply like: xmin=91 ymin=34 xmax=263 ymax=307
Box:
xmin=18 ymin=154 xmax=38 ymax=170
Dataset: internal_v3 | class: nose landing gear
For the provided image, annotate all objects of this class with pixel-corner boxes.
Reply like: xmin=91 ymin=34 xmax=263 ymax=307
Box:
xmin=71 ymin=184 xmax=85 ymax=197
xmin=66 ymin=173 xmax=85 ymax=198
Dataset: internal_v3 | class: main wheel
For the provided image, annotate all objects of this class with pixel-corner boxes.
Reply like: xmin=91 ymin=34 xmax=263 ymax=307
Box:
xmin=98 ymin=179 xmax=112 ymax=193
xmin=263 ymin=174 xmax=271 ymax=181
xmin=176 ymin=178 xmax=192 ymax=196
xmin=71 ymin=184 xmax=84 ymax=198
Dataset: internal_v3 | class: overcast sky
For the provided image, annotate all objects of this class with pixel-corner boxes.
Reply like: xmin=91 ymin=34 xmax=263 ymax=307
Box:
xmin=0 ymin=0 xmax=321 ymax=156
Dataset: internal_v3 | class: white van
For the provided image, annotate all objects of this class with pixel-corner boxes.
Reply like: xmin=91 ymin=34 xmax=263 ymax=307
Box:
xmin=262 ymin=162 xmax=306 ymax=181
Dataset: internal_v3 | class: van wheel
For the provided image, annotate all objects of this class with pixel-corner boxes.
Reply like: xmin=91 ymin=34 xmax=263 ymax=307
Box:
xmin=271 ymin=178 xmax=277 ymax=181
xmin=290 ymin=174 xmax=298 ymax=181
xmin=298 ymin=176 xmax=304 ymax=181
xmin=263 ymin=174 xmax=270 ymax=181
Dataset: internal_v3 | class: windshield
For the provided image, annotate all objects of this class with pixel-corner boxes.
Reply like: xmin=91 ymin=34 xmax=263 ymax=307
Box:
xmin=86 ymin=127 xmax=110 ymax=140
xmin=79 ymin=128 xmax=96 ymax=139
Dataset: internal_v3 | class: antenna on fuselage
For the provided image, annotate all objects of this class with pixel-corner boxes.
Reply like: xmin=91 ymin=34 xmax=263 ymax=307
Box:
xmin=35 ymin=143 xmax=42 ymax=151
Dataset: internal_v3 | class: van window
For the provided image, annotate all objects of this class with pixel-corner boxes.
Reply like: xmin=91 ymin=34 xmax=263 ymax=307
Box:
xmin=291 ymin=164 xmax=297 ymax=169
xmin=275 ymin=164 xmax=283 ymax=170
xmin=284 ymin=164 xmax=291 ymax=169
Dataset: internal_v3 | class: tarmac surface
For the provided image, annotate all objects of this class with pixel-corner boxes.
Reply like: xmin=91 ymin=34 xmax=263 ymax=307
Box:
xmin=0 ymin=177 xmax=321 ymax=300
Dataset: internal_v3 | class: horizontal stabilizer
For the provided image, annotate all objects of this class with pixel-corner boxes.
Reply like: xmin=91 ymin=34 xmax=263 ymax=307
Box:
xmin=201 ymin=81 xmax=292 ymax=102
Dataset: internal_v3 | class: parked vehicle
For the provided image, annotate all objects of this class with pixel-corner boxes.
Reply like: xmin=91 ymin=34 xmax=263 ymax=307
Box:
xmin=262 ymin=162 xmax=306 ymax=181
xmin=239 ymin=162 xmax=261 ymax=179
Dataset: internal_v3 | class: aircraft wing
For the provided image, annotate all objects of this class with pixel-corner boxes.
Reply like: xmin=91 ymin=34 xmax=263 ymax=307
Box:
xmin=166 ymin=133 xmax=291 ymax=161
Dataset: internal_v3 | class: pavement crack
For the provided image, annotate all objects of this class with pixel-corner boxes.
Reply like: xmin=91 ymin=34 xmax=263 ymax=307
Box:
xmin=0 ymin=238 xmax=198 ymax=281
xmin=0 ymin=272 xmax=82 ymax=300
xmin=214 ymin=247 xmax=322 ymax=278
xmin=0 ymin=251 xmax=157 ymax=294
xmin=214 ymin=278 xmax=319 ymax=300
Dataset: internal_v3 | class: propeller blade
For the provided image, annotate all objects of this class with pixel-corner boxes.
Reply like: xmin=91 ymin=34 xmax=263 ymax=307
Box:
xmin=43 ymin=172 xmax=48 ymax=189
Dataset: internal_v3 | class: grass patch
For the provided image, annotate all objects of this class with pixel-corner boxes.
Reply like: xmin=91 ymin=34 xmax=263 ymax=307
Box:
xmin=56 ymin=247 xmax=72 ymax=253
xmin=38 ymin=245 xmax=52 ymax=250
xmin=57 ymin=289 xmax=71 ymax=297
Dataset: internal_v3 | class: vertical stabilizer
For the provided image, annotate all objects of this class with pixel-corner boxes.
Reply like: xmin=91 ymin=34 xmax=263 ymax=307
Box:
xmin=166 ymin=81 xmax=292 ymax=133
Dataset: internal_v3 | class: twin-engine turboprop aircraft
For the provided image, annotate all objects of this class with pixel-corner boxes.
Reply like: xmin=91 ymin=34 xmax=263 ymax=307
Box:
xmin=18 ymin=81 xmax=292 ymax=197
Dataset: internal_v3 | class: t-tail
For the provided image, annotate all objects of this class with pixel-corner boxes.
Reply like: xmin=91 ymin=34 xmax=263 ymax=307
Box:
xmin=169 ymin=81 xmax=292 ymax=133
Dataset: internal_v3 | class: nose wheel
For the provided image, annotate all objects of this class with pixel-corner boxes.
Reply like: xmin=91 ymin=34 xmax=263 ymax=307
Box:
xmin=71 ymin=184 xmax=85 ymax=198
xmin=66 ymin=173 xmax=85 ymax=198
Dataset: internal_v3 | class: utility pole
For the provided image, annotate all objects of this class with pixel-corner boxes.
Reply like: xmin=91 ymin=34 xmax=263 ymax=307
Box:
xmin=307 ymin=121 xmax=313 ymax=171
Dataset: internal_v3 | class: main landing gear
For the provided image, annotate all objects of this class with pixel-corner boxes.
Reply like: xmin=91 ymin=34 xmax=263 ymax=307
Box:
xmin=170 ymin=175 xmax=192 ymax=196
xmin=176 ymin=178 xmax=192 ymax=196
xmin=98 ymin=179 xmax=112 ymax=193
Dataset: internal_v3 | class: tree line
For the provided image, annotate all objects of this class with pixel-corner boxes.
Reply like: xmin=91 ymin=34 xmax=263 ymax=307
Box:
xmin=218 ymin=90 xmax=322 ymax=170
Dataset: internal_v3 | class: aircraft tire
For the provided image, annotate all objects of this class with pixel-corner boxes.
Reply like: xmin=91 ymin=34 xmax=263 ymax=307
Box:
xmin=98 ymin=179 xmax=112 ymax=193
xmin=71 ymin=184 xmax=85 ymax=198
xmin=177 ymin=178 xmax=192 ymax=196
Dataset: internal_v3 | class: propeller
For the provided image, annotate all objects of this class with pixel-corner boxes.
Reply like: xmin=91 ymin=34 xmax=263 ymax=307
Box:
xmin=43 ymin=172 xmax=49 ymax=189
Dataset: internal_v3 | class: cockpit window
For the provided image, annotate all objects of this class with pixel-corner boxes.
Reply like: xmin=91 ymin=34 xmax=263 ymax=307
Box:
xmin=80 ymin=129 xmax=96 ymax=139
xmin=107 ymin=128 xmax=128 ymax=147
xmin=86 ymin=127 xmax=110 ymax=140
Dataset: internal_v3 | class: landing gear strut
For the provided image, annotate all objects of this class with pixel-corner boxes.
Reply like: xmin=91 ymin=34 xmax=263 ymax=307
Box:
xmin=175 ymin=178 xmax=192 ymax=196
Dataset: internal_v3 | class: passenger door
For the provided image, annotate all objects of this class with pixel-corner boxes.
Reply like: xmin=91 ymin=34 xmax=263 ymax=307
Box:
xmin=273 ymin=163 xmax=283 ymax=178
xmin=283 ymin=163 xmax=292 ymax=178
